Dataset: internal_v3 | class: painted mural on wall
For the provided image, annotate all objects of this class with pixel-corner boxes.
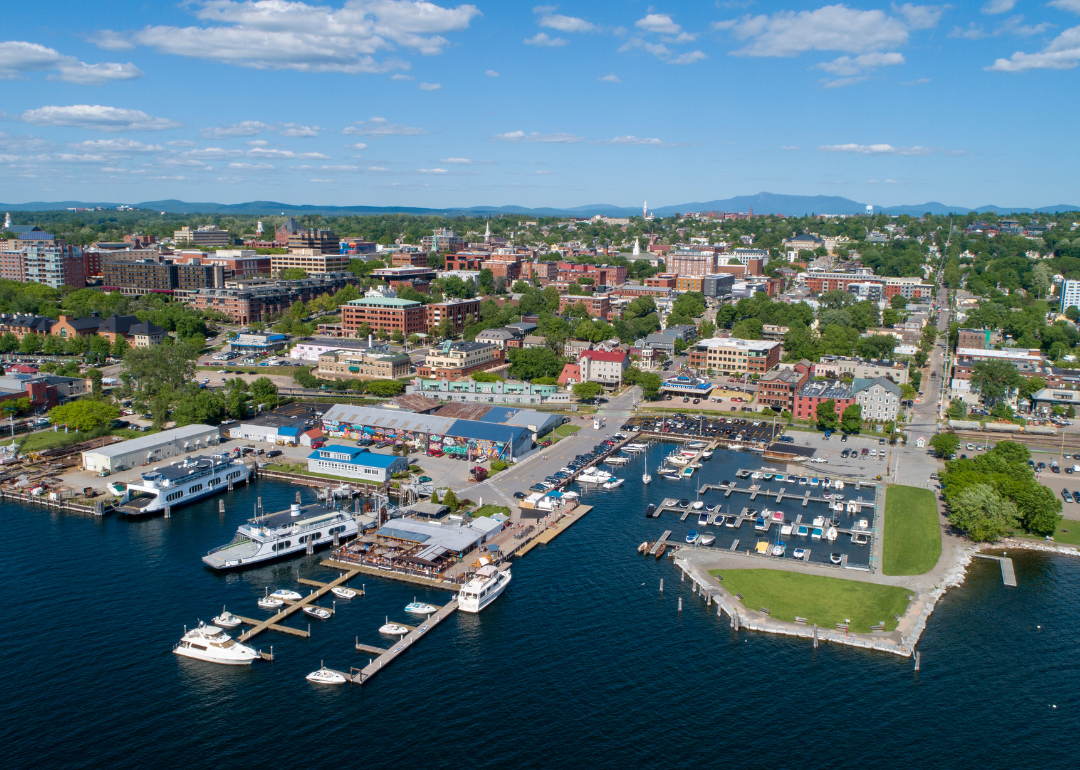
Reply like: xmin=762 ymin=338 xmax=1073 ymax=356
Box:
xmin=325 ymin=420 xmax=509 ymax=461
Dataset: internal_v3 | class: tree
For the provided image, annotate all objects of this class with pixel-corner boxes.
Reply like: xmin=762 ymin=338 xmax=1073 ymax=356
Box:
xmin=442 ymin=487 xmax=460 ymax=512
xmin=172 ymin=388 xmax=226 ymax=426
xmin=111 ymin=335 xmax=130 ymax=357
xmin=123 ymin=340 xmax=200 ymax=399
xmin=279 ymin=268 xmax=308 ymax=280
xmin=250 ymin=376 xmax=279 ymax=409
xmin=947 ymin=483 xmax=1018 ymax=542
xmin=573 ymin=381 xmax=603 ymax=402
xmin=815 ymin=398 xmax=839 ymax=431
xmin=430 ymin=488 xmax=440 ymax=504
xmin=86 ymin=368 xmax=103 ymax=400
xmin=1066 ymin=306 xmax=1080 ymax=322
xmin=856 ymin=334 xmax=897 ymax=361
xmin=971 ymin=359 xmax=1022 ymax=405
xmin=841 ymin=403 xmax=862 ymax=433
xmin=225 ymin=388 xmax=249 ymax=420
xmin=19 ymin=334 xmax=42 ymax=354
xmin=819 ymin=289 xmax=855 ymax=310
xmin=890 ymin=294 xmax=909 ymax=310
xmin=507 ymin=347 xmax=566 ymax=380
xmin=48 ymin=401 xmax=119 ymax=432
xmin=930 ymin=432 xmax=960 ymax=458
xmin=365 ymin=379 xmax=406 ymax=397
xmin=946 ymin=399 xmax=968 ymax=420
xmin=42 ymin=334 xmax=65 ymax=356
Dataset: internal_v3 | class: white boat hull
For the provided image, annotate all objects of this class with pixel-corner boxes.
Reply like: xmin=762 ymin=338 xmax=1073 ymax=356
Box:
xmin=458 ymin=568 xmax=511 ymax=613
xmin=121 ymin=461 xmax=251 ymax=516
xmin=174 ymin=645 xmax=257 ymax=666
xmin=642 ymin=474 xmax=652 ymax=485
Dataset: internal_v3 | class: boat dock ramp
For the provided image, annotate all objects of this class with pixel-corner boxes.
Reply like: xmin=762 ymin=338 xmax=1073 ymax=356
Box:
xmin=699 ymin=481 xmax=874 ymax=511
xmin=974 ymin=554 xmax=1018 ymax=586
xmin=649 ymin=531 xmax=672 ymax=556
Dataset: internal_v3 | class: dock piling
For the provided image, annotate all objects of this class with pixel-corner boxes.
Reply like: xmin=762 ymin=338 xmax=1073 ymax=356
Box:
xmin=678 ymin=597 xmax=683 ymax=613
xmin=659 ymin=578 xmax=664 ymax=593
xmin=219 ymin=500 xmax=225 ymax=514
xmin=914 ymin=651 xmax=921 ymax=671
xmin=813 ymin=625 xmax=818 ymax=648
xmin=164 ymin=505 xmax=171 ymax=519
xmin=296 ymin=490 xmax=302 ymax=504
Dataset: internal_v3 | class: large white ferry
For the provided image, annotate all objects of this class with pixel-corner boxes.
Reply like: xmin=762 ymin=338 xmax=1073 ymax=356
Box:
xmin=202 ymin=502 xmax=359 ymax=570
xmin=457 ymin=563 xmax=511 ymax=613
xmin=113 ymin=454 xmax=251 ymax=516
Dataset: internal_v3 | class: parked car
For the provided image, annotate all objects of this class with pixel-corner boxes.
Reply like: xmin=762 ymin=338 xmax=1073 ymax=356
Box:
xmin=266 ymin=450 xmax=282 ymax=458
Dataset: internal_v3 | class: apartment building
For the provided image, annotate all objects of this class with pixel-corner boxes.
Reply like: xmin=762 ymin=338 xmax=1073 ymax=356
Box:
xmin=0 ymin=312 xmax=163 ymax=346
xmin=812 ymin=355 xmax=909 ymax=385
xmin=391 ymin=252 xmax=429 ymax=267
xmin=956 ymin=328 xmax=999 ymax=350
xmin=317 ymin=349 xmax=412 ymax=380
xmin=417 ymin=340 xmax=500 ymax=380
xmin=287 ymin=228 xmax=340 ymax=254
xmin=0 ymin=250 xmax=28 ymax=282
xmin=687 ymin=337 xmax=781 ymax=375
xmin=445 ymin=251 xmax=487 ymax=271
xmin=794 ymin=379 xmax=856 ymax=422
xmin=427 ymin=298 xmax=480 ymax=335
xmin=953 ymin=347 xmax=1045 ymax=378
xmin=11 ymin=244 xmax=87 ymax=289
xmin=667 ymin=250 xmax=717 ymax=278
xmin=174 ymin=225 xmax=230 ymax=247
xmin=558 ymin=293 xmax=612 ymax=320
xmin=521 ymin=259 xmax=557 ymax=283
xmin=370 ymin=266 xmax=437 ymax=293
xmin=702 ymin=273 xmax=736 ymax=299
xmin=272 ymin=249 xmax=350 ymax=275
xmin=756 ymin=366 xmax=809 ymax=413
xmin=341 ymin=296 xmax=428 ymax=336
xmin=102 ymin=259 xmax=223 ymax=296
xmin=1061 ymin=279 xmax=1080 ymax=313
xmin=179 ymin=274 xmax=358 ymax=324
xmin=180 ymin=249 xmax=272 ymax=279
xmin=421 ymin=228 xmax=466 ymax=253
xmin=578 ymin=349 xmax=629 ymax=386
xmin=855 ymin=377 xmax=903 ymax=422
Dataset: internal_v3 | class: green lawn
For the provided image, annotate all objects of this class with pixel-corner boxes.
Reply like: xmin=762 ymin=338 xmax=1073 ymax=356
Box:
xmin=709 ymin=568 xmax=912 ymax=633
xmin=1015 ymin=519 xmax=1080 ymax=547
xmin=20 ymin=426 xmax=158 ymax=454
xmin=882 ymin=484 xmax=942 ymax=576
xmin=554 ymin=424 xmax=581 ymax=437
xmin=473 ymin=504 xmax=511 ymax=518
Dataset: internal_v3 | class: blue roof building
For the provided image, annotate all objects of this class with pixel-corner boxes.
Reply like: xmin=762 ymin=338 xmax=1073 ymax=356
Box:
xmin=307 ymin=445 xmax=409 ymax=483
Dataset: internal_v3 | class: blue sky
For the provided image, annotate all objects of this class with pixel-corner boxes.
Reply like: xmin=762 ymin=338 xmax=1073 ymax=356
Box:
xmin=2 ymin=0 xmax=1080 ymax=210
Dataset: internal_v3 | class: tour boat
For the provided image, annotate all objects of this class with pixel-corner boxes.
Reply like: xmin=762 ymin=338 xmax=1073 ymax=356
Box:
xmin=306 ymin=664 xmax=346 ymax=684
xmin=405 ymin=601 xmax=437 ymax=614
xmin=700 ymin=533 xmax=716 ymax=546
xmin=212 ymin=606 xmax=242 ymax=629
xmin=116 ymin=453 xmax=252 ymax=516
xmin=379 ymin=621 xmax=409 ymax=636
xmin=257 ymin=589 xmax=283 ymax=610
xmin=271 ymin=589 xmax=302 ymax=602
xmin=686 ymin=530 xmax=698 ymax=544
xmin=331 ymin=586 xmax=357 ymax=600
xmin=602 ymin=478 xmax=625 ymax=489
xmin=173 ymin=623 xmax=259 ymax=666
xmin=458 ymin=564 xmax=512 ymax=613
xmin=303 ymin=605 xmax=332 ymax=620
xmin=642 ymin=455 xmax=652 ymax=486
xmin=825 ymin=527 xmax=838 ymax=542
xmin=202 ymin=502 xmax=359 ymax=570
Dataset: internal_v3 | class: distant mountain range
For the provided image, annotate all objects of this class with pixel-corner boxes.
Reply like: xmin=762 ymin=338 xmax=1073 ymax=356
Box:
xmin=2 ymin=192 xmax=1078 ymax=218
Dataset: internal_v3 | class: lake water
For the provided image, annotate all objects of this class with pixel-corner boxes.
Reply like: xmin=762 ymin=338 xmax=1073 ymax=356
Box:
xmin=4 ymin=445 xmax=1077 ymax=769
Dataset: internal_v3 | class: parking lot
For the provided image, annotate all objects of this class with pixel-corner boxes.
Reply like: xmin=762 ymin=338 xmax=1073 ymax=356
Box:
xmin=783 ymin=429 xmax=895 ymax=481
xmin=621 ymin=415 xmax=781 ymax=444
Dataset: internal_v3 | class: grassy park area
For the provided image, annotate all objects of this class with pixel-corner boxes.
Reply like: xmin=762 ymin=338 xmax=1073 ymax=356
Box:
xmin=1017 ymin=520 xmax=1080 ymax=546
xmin=549 ymin=424 xmax=582 ymax=443
xmin=882 ymin=485 xmax=942 ymax=576
xmin=20 ymin=426 xmax=153 ymax=455
xmin=709 ymin=568 xmax=912 ymax=633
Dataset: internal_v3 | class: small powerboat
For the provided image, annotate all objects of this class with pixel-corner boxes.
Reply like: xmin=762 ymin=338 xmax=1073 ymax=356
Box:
xmin=405 ymin=601 xmax=437 ymax=614
xmin=780 ymin=523 xmax=793 ymax=536
xmin=830 ymin=552 xmax=843 ymax=564
xmin=645 ymin=503 xmax=656 ymax=518
xmin=725 ymin=517 xmax=736 ymax=528
xmin=701 ymin=450 xmax=713 ymax=459
xmin=698 ymin=512 xmax=710 ymax=526
xmin=686 ymin=530 xmax=698 ymax=544
xmin=661 ymin=472 xmax=681 ymax=481
xmin=306 ymin=663 xmax=346 ymax=684
xmin=257 ymin=589 xmax=283 ymax=610
xmin=792 ymin=547 xmax=806 ymax=559
xmin=772 ymin=542 xmax=786 ymax=557
xmin=705 ymin=504 xmax=720 ymax=513
xmin=303 ymin=605 xmax=332 ymax=620
xmin=700 ymin=533 xmax=716 ymax=546
xmin=812 ymin=516 xmax=826 ymax=527
xmin=212 ymin=606 xmax=241 ymax=629
xmin=271 ymin=589 xmax=302 ymax=602
xmin=603 ymin=478 xmax=624 ymax=489
xmin=825 ymin=527 xmax=838 ymax=542
xmin=331 ymin=586 xmax=357 ymax=600
xmin=638 ymin=541 xmax=649 ymax=554
xmin=379 ymin=621 xmax=409 ymax=636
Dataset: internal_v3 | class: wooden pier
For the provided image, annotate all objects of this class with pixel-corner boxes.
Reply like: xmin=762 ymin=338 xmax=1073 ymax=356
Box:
xmin=649 ymin=531 xmax=672 ymax=556
xmin=347 ymin=600 xmax=459 ymax=685
xmin=974 ymin=554 xmax=1018 ymax=586
xmin=237 ymin=568 xmax=362 ymax=643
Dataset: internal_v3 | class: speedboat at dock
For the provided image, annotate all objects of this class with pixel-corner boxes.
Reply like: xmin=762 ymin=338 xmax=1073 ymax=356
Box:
xmin=700 ymin=533 xmax=716 ymax=546
xmin=686 ymin=530 xmax=698 ymax=544
xmin=379 ymin=621 xmax=409 ymax=635
xmin=303 ymin=605 xmax=332 ymax=620
xmin=271 ymin=589 xmax=302 ymax=602
xmin=405 ymin=601 xmax=437 ymax=614
xmin=212 ymin=606 xmax=241 ymax=629
xmin=306 ymin=664 xmax=346 ymax=684
xmin=331 ymin=586 xmax=357 ymax=600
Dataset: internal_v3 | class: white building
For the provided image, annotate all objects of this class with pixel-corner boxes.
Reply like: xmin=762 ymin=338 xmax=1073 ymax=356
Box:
xmin=1061 ymin=279 xmax=1080 ymax=313
xmin=81 ymin=424 xmax=221 ymax=473
xmin=307 ymin=445 xmax=408 ymax=482
xmin=853 ymin=377 xmax=903 ymax=422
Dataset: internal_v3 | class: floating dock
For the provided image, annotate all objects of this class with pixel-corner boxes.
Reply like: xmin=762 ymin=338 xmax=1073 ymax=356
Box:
xmin=237 ymin=568 xmax=362 ymax=643
xmin=342 ymin=600 xmax=459 ymax=685
xmin=974 ymin=554 xmax=1018 ymax=586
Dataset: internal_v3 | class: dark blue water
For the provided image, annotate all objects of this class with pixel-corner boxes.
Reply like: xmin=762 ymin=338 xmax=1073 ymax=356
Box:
xmin=3 ymin=445 xmax=1077 ymax=769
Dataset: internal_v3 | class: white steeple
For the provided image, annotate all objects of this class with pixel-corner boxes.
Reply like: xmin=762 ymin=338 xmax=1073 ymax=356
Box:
xmin=632 ymin=237 xmax=640 ymax=256
xmin=643 ymin=201 xmax=647 ymax=218
xmin=256 ymin=220 xmax=264 ymax=235
xmin=3 ymin=212 xmax=10 ymax=229
xmin=484 ymin=220 xmax=491 ymax=242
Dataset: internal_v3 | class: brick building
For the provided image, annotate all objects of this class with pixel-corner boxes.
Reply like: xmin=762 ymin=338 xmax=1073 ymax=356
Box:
xmin=558 ymin=293 xmax=612 ymax=320
xmin=687 ymin=337 xmax=781 ymax=375
xmin=341 ymin=296 xmax=428 ymax=336
xmin=756 ymin=365 xmax=810 ymax=413
xmin=417 ymin=341 xmax=501 ymax=380
xmin=794 ymin=379 xmax=855 ymax=422
xmin=427 ymin=298 xmax=481 ymax=335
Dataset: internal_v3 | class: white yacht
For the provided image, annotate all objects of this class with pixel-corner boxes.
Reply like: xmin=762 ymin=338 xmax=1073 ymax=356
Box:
xmin=576 ymin=468 xmax=613 ymax=485
xmin=174 ymin=623 xmax=259 ymax=665
xmin=202 ymin=503 xmax=359 ymax=570
xmin=623 ymin=443 xmax=648 ymax=453
xmin=458 ymin=564 xmax=511 ymax=613
xmin=116 ymin=454 xmax=252 ymax=516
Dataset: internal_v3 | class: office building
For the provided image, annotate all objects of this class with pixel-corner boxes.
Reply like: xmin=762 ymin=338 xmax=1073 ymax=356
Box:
xmin=341 ymin=296 xmax=428 ymax=336
xmin=173 ymin=225 xmax=230 ymax=247
xmin=687 ymin=337 xmax=781 ymax=375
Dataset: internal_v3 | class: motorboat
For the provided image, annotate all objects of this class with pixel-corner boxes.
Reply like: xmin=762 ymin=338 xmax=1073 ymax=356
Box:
xmin=830 ymin=552 xmax=843 ymax=565
xmin=682 ymin=466 xmax=695 ymax=477
xmin=810 ymin=478 xmax=820 ymax=487
xmin=173 ymin=623 xmax=258 ymax=665
xmin=116 ymin=453 xmax=252 ymax=516
xmin=602 ymin=478 xmax=625 ymax=489
xmin=686 ymin=530 xmax=698 ymax=544
xmin=645 ymin=503 xmax=656 ymax=517
xmin=798 ymin=477 xmax=808 ymax=485
xmin=405 ymin=601 xmax=437 ymax=614
xmin=656 ymin=543 xmax=667 ymax=559
xmin=642 ymin=455 xmax=652 ymax=486
xmin=303 ymin=605 xmax=332 ymax=620
xmin=755 ymin=540 xmax=769 ymax=554
xmin=736 ymin=470 xmax=751 ymax=479
xmin=577 ymin=468 xmax=613 ymax=485
xmin=605 ymin=456 xmax=630 ymax=466
xmin=271 ymin=589 xmax=302 ymax=602
xmin=770 ymin=510 xmax=784 ymax=523
xmin=661 ymin=470 xmax=681 ymax=481
xmin=826 ymin=527 xmax=838 ymax=541
xmin=792 ymin=547 xmax=806 ymax=559
xmin=700 ymin=533 xmax=716 ymax=546
xmin=774 ymin=474 xmax=786 ymax=482
xmin=780 ymin=523 xmax=793 ymax=536
xmin=624 ymin=443 xmax=648 ymax=452
xmin=331 ymin=586 xmax=357 ymax=600
xmin=812 ymin=516 xmax=826 ymax=527
xmin=772 ymin=543 xmax=786 ymax=557
xmin=212 ymin=606 xmax=242 ymax=629
xmin=668 ymin=455 xmax=690 ymax=466
xmin=811 ymin=527 xmax=823 ymax=540
xmin=701 ymin=450 xmax=713 ymax=460
xmin=835 ymin=481 xmax=844 ymax=490
xmin=257 ymin=589 xmax=283 ymax=610
xmin=763 ymin=472 xmax=773 ymax=480
xmin=754 ymin=518 xmax=766 ymax=531
xmin=638 ymin=541 xmax=649 ymax=554
xmin=458 ymin=563 xmax=512 ymax=613
xmin=306 ymin=664 xmax=346 ymax=684
xmin=379 ymin=621 xmax=409 ymax=635
xmin=705 ymin=504 xmax=720 ymax=513
xmin=698 ymin=512 xmax=710 ymax=526
xmin=857 ymin=518 xmax=869 ymax=530
xmin=724 ymin=517 xmax=736 ymax=528
xmin=692 ymin=501 xmax=704 ymax=510
xmin=795 ymin=525 xmax=809 ymax=537
xmin=751 ymin=471 xmax=763 ymax=480
xmin=203 ymin=502 xmax=360 ymax=570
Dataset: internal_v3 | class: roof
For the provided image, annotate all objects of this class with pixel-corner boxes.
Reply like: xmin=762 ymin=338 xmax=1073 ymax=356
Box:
xmin=434 ymin=402 xmax=499 ymax=421
xmin=277 ymin=427 xmax=301 ymax=437
xmin=81 ymin=424 xmax=218 ymax=459
xmin=386 ymin=393 xmax=442 ymax=413
xmin=852 ymin=376 xmax=903 ymax=397
xmin=475 ymin=328 xmax=515 ymax=340
xmin=96 ymin=314 xmax=146 ymax=335
xmin=309 ymin=446 xmax=404 ymax=468
xmin=796 ymin=379 xmax=854 ymax=400
xmin=375 ymin=518 xmax=486 ymax=552
xmin=580 ymin=349 xmax=627 ymax=363
xmin=346 ymin=296 xmax=422 ymax=308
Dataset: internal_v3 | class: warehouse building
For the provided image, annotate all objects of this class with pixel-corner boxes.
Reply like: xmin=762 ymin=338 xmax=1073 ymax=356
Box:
xmin=81 ymin=424 xmax=222 ymax=473
xmin=227 ymin=404 xmax=320 ymax=445
xmin=307 ymin=445 xmax=409 ymax=482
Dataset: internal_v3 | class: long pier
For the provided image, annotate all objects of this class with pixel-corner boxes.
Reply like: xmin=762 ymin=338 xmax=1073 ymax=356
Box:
xmin=237 ymin=568 xmax=362 ymax=643
xmin=342 ymin=600 xmax=459 ymax=685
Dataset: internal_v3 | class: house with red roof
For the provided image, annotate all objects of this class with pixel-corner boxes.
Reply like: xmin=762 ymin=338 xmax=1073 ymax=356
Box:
xmin=579 ymin=349 xmax=629 ymax=387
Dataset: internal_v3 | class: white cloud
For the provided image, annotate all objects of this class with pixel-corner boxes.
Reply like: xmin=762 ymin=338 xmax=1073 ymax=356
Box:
xmin=160 ymin=158 xmax=213 ymax=169
xmin=485 ymin=69 xmax=500 ymax=76
xmin=781 ymin=145 xmax=799 ymax=150
xmin=21 ymin=105 xmax=181 ymax=132
xmin=349 ymin=142 xmax=369 ymax=150
xmin=309 ymin=178 xmax=333 ymax=182
xmin=321 ymin=164 xmax=359 ymax=171
xmin=441 ymin=157 xmax=493 ymax=164
xmin=418 ymin=81 xmax=441 ymax=89
xmin=167 ymin=140 xmax=197 ymax=147
xmin=818 ymin=142 xmax=935 ymax=155
xmin=591 ymin=135 xmax=686 ymax=146
xmin=418 ymin=167 xmax=448 ymax=173
xmin=392 ymin=73 xmax=415 ymax=80
xmin=524 ymin=32 xmax=567 ymax=46
xmin=343 ymin=117 xmax=427 ymax=137
xmin=636 ymin=13 xmax=682 ymax=35
xmin=277 ymin=123 xmax=319 ymax=137
xmin=228 ymin=162 xmax=274 ymax=170
xmin=900 ymin=77 xmax=931 ymax=84
xmin=95 ymin=0 xmax=481 ymax=74
xmin=0 ymin=132 xmax=52 ymax=153
xmin=201 ymin=121 xmax=269 ymax=138
xmin=66 ymin=138 xmax=163 ymax=154
xmin=539 ymin=14 xmax=596 ymax=33
xmin=247 ymin=147 xmax=330 ymax=159
xmin=669 ymin=50 xmax=707 ymax=64
xmin=982 ymin=0 xmax=1016 ymax=14
xmin=492 ymin=130 xmax=583 ymax=143
xmin=891 ymin=3 xmax=946 ymax=29
xmin=619 ymin=37 xmax=705 ymax=64
xmin=1049 ymin=1 xmax=1080 ymax=13
xmin=987 ymin=25 xmax=1080 ymax=70
xmin=950 ymin=23 xmax=987 ymax=39
xmin=815 ymin=51 xmax=905 ymax=75
xmin=821 ymin=75 xmax=870 ymax=88
xmin=247 ymin=139 xmax=269 ymax=146
xmin=367 ymin=166 xmax=391 ymax=172
xmin=598 ymin=73 xmax=622 ymax=82
xmin=0 ymin=41 xmax=143 ymax=84
xmin=180 ymin=147 xmax=244 ymax=159
xmin=716 ymin=5 xmax=911 ymax=57
xmin=997 ymin=16 xmax=1056 ymax=36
